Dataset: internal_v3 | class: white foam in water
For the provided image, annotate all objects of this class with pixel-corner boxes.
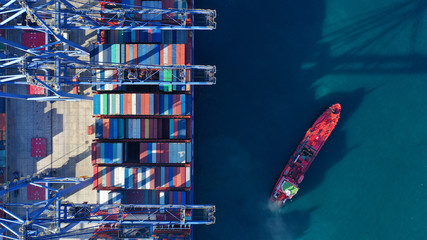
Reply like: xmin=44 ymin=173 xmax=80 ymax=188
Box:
xmin=263 ymin=200 xmax=294 ymax=240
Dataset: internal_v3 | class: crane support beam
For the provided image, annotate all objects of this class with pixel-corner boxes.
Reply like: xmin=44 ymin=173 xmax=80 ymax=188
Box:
xmin=0 ymin=175 xmax=216 ymax=239
xmin=0 ymin=0 xmax=216 ymax=31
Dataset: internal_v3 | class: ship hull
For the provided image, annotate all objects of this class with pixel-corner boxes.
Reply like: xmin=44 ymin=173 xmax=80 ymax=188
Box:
xmin=270 ymin=104 xmax=341 ymax=206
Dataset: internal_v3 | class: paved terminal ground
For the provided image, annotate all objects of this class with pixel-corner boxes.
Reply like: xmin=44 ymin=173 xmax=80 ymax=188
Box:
xmin=6 ymin=85 xmax=97 ymax=206
xmin=3 ymin=1 xmax=99 ymax=225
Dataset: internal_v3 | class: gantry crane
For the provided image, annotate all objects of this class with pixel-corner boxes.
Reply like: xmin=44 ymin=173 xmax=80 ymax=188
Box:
xmin=0 ymin=170 xmax=215 ymax=239
xmin=0 ymin=0 xmax=215 ymax=54
xmin=0 ymin=43 xmax=216 ymax=101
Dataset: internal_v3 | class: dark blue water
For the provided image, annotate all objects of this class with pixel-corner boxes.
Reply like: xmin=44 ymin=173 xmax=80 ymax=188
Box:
xmin=194 ymin=0 xmax=427 ymax=239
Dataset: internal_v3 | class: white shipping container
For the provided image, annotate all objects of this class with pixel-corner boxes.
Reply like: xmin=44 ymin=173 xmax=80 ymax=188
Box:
xmin=185 ymin=167 xmax=191 ymax=187
xmin=99 ymin=190 xmax=109 ymax=204
xmin=178 ymin=143 xmax=185 ymax=163
xmin=137 ymin=168 xmax=143 ymax=189
xmin=159 ymin=191 xmax=165 ymax=205
xmin=144 ymin=168 xmax=151 ymax=189
xmin=132 ymin=94 xmax=137 ymax=114
xmin=115 ymin=94 xmax=120 ymax=114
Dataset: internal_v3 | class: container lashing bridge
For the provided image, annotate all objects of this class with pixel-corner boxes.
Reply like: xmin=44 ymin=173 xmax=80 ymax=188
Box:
xmin=0 ymin=171 xmax=216 ymax=239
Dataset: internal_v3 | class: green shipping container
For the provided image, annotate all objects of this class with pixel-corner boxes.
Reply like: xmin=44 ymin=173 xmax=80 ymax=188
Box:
xmin=102 ymin=94 xmax=108 ymax=114
xmin=111 ymin=94 xmax=116 ymax=114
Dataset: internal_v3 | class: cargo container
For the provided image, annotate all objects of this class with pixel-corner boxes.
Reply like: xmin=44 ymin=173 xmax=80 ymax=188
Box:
xmin=99 ymin=190 xmax=125 ymax=204
xmin=125 ymin=189 xmax=189 ymax=205
xmin=93 ymin=166 xmax=191 ymax=190
xmin=92 ymin=3 xmax=199 ymax=239
xmin=94 ymin=118 xmax=190 ymax=139
xmin=91 ymin=43 xmax=189 ymax=91
xmin=93 ymin=93 xmax=192 ymax=116
xmin=92 ymin=142 xmax=191 ymax=165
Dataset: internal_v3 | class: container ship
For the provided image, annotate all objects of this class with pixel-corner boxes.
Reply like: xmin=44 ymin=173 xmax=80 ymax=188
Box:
xmin=271 ymin=104 xmax=341 ymax=206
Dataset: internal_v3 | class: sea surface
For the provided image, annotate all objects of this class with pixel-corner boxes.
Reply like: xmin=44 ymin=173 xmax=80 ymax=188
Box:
xmin=193 ymin=0 xmax=427 ymax=239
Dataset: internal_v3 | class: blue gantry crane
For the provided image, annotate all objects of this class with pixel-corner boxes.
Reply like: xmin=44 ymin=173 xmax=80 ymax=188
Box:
xmin=0 ymin=0 xmax=216 ymax=101
xmin=0 ymin=45 xmax=216 ymax=101
xmin=0 ymin=170 xmax=215 ymax=239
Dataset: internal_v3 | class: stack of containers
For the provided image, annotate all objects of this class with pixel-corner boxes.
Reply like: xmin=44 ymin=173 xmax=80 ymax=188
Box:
xmin=94 ymin=118 xmax=190 ymax=139
xmin=92 ymin=166 xmax=191 ymax=190
xmin=159 ymin=44 xmax=186 ymax=92
xmin=92 ymin=2 xmax=196 ymax=232
xmin=92 ymin=142 xmax=191 ymax=164
xmin=91 ymin=44 xmax=189 ymax=91
xmin=92 ymin=93 xmax=193 ymax=205
xmin=92 ymin=93 xmax=192 ymax=116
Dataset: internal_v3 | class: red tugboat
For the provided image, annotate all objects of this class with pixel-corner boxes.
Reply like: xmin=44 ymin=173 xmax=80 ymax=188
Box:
xmin=271 ymin=104 xmax=341 ymax=206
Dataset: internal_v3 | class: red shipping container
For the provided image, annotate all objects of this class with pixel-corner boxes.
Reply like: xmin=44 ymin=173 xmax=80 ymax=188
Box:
xmin=127 ymin=94 xmax=132 ymax=115
xmin=27 ymin=85 xmax=45 ymax=95
xmin=22 ymin=31 xmax=46 ymax=50
xmin=27 ymin=183 xmax=46 ymax=200
xmin=173 ymin=167 xmax=178 ymax=187
xmin=122 ymin=94 xmax=128 ymax=114
xmin=174 ymin=119 xmax=179 ymax=138
xmin=179 ymin=44 xmax=185 ymax=65
xmin=133 ymin=44 xmax=138 ymax=64
xmin=122 ymin=94 xmax=127 ymax=114
xmin=93 ymin=166 xmax=99 ymax=188
xmin=31 ymin=138 xmax=46 ymax=157
xmin=125 ymin=45 xmax=130 ymax=64
xmin=88 ymin=125 xmax=94 ymax=135
xmin=133 ymin=168 xmax=138 ymax=188
xmin=139 ymin=94 xmax=144 ymax=115
xmin=181 ymin=167 xmax=186 ymax=188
